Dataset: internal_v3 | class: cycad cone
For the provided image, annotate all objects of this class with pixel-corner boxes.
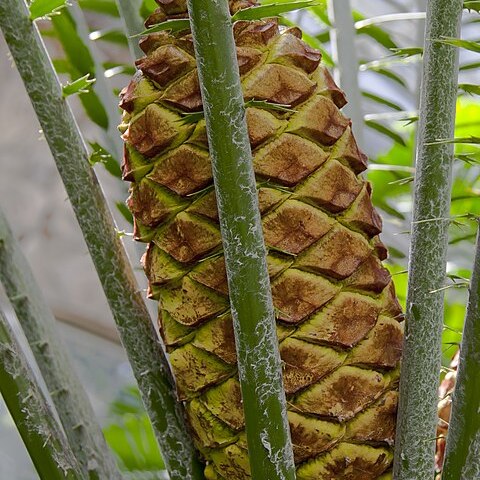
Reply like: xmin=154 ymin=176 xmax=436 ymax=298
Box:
xmin=119 ymin=1 xmax=404 ymax=478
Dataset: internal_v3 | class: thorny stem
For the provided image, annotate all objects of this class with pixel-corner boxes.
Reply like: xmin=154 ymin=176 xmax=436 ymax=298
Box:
xmin=393 ymin=0 xmax=463 ymax=478
xmin=442 ymin=221 xmax=480 ymax=480
xmin=0 ymin=1 xmax=204 ymax=479
xmin=0 ymin=303 xmax=84 ymax=480
xmin=187 ymin=1 xmax=296 ymax=479
xmin=0 ymin=208 xmax=122 ymax=480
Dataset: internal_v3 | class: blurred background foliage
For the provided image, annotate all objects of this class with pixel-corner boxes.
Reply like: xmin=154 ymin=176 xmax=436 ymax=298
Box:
xmin=4 ymin=0 xmax=479 ymax=476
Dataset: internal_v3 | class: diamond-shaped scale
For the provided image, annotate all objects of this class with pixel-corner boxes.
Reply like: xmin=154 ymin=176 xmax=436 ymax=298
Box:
xmin=136 ymin=44 xmax=196 ymax=88
xmin=127 ymin=179 xmax=186 ymax=228
xmin=158 ymin=310 xmax=195 ymax=349
xmin=190 ymin=255 xmax=229 ymax=295
xmin=294 ymin=366 xmax=387 ymax=421
xmin=123 ymin=103 xmax=186 ymax=157
xmin=267 ymin=31 xmax=322 ymax=74
xmin=162 ymin=69 xmax=203 ymax=112
xmin=209 ymin=442 xmax=250 ymax=480
xmin=280 ymin=337 xmax=345 ymax=394
xmin=193 ymin=313 xmax=237 ymax=365
xmin=287 ymin=95 xmax=350 ymax=147
xmin=347 ymin=316 xmax=403 ymax=369
xmin=341 ymin=183 xmax=383 ymax=238
xmin=331 ymin=126 xmax=369 ymax=174
xmin=295 ymin=225 xmax=372 ymax=280
xmin=294 ymin=159 xmax=362 ymax=213
xmin=143 ymin=242 xmax=189 ymax=286
xmin=271 ymin=269 xmax=339 ymax=324
xmin=201 ymin=378 xmax=245 ymax=431
xmin=119 ymin=74 xmax=162 ymax=115
xmin=345 ymin=390 xmax=398 ymax=447
xmin=156 ymin=211 xmax=222 ymax=263
xmin=236 ymin=46 xmax=265 ymax=76
xmin=243 ymin=63 xmax=316 ymax=106
xmin=159 ymin=275 xmax=228 ymax=326
xmin=288 ymin=411 xmax=345 ymax=463
xmin=296 ymin=443 xmax=392 ymax=480
xmin=263 ymin=199 xmax=333 ymax=255
xmin=246 ymin=107 xmax=283 ymax=148
xmin=254 ymin=134 xmax=329 ymax=187
xmin=148 ymin=144 xmax=212 ymax=196
xmin=293 ymin=292 xmax=380 ymax=349
xmin=314 ymin=66 xmax=347 ymax=108
xmin=170 ymin=343 xmax=234 ymax=400
xmin=186 ymin=398 xmax=237 ymax=449
xmin=345 ymin=255 xmax=391 ymax=294
xmin=234 ymin=19 xmax=278 ymax=48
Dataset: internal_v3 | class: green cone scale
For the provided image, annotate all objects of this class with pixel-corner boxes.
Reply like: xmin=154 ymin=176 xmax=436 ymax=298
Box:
xmin=119 ymin=1 xmax=404 ymax=478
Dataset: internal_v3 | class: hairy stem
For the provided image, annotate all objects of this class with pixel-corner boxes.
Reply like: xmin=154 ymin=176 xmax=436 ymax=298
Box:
xmin=0 ymin=302 xmax=85 ymax=480
xmin=0 ymin=208 xmax=122 ymax=480
xmin=393 ymin=0 xmax=463 ymax=478
xmin=442 ymin=221 xmax=480 ymax=480
xmin=187 ymin=1 xmax=296 ymax=479
xmin=0 ymin=2 xmax=204 ymax=479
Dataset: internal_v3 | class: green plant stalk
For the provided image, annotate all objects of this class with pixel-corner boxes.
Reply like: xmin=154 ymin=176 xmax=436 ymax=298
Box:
xmin=393 ymin=0 xmax=463 ymax=478
xmin=327 ymin=0 xmax=364 ymax=148
xmin=0 ymin=2 xmax=204 ymax=479
xmin=186 ymin=1 xmax=296 ymax=479
xmin=0 ymin=304 xmax=85 ymax=480
xmin=442 ymin=221 xmax=480 ymax=480
xmin=115 ymin=0 xmax=144 ymax=59
xmin=0 ymin=207 xmax=122 ymax=480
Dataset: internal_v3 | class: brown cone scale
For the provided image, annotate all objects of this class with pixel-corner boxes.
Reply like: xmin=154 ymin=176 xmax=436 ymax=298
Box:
xmin=119 ymin=2 xmax=403 ymax=478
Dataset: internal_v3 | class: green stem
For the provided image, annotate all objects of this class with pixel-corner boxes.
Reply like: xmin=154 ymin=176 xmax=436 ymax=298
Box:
xmin=393 ymin=0 xmax=463 ymax=478
xmin=186 ymin=2 xmax=296 ymax=479
xmin=0 ymin=208 xmax=122 ymax=480
xmin=115 ymin=0 xmax=144 ymax=59
xmin=328 ymin=0 xmax=364 ymax=148
xmin=442 ymin=221 xmax=480 ymax=480
xmin=0 ymin=303 xmax=84 ymax=480
xmin=0 ymin=2 xmax=204 ymax=479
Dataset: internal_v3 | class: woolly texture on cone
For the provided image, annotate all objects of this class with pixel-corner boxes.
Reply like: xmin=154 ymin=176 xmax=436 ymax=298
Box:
xmin=119 ymin=1 xmax=404 ymax=478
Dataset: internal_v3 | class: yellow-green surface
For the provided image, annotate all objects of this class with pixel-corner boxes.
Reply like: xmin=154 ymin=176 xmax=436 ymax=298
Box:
xmin=120 ymin=1 xmax=404 ymax=477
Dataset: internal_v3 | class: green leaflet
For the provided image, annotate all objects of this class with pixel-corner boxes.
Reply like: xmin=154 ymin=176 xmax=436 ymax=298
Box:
xmin=89 ymin=142 xmax=122 ymax=178
xmin=365 ymin=120 xmax=407 ymax=146
xmin=78 ymin=0 xmax=119 ymax=16
xmin=29 ymin=0 xmax=68 ymax=20
xmin=232 ymin=1 xmax=316 ymax=21
xmin=464 ymin=0 xmax=480 ymax=12
xmin=62 ymin=73 xmax=95 ymax=97
xmin=438 ymin=36 xmax=480 ymax=53
xmin=50 ymin=10 xmax=109 ymax=129
xmin=133 ymin=19 xmax=191 ymax=37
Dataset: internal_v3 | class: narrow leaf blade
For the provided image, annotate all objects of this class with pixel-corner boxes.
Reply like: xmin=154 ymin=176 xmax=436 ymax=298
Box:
xmin=232 ymin=1 xmax=316 ymax=21
xmin=133 ymin=19 xmax=191 ymax=37
xmin=30 ymin=0 xmax=69 ymax=20
xmin=365 ymin=120 xmax=407 ymax=146
xmin=62 ymin=73 xmax=95 ymax=97
xmin=464 ymin=1 xmax=480 ymax=12
xmin=438 ymin=37 xmax=480 ymax=53
xmin=89 ymin=142 xmax=122 ymax=178
xmin=78 ymin=0 xmax=119 ymax=16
